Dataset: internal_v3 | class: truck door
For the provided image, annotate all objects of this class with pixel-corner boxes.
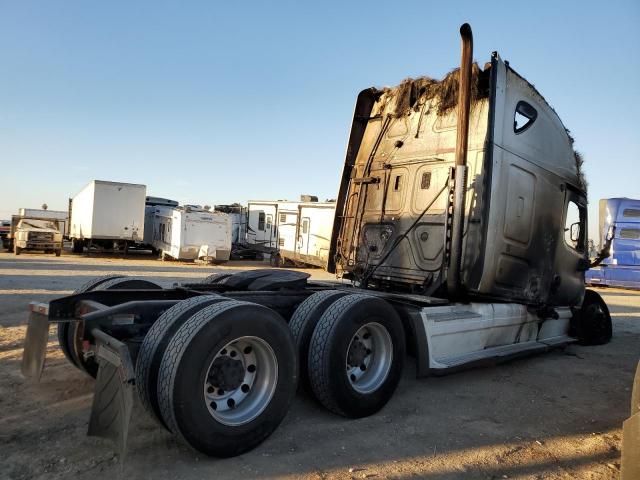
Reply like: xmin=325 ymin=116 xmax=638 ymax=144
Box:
xmin=548 ymin=188 xmax=588 ymax=306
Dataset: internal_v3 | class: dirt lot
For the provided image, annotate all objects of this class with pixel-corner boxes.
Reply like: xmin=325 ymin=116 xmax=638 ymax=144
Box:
xmin=0 ymin=251 xmax=637 ymax=479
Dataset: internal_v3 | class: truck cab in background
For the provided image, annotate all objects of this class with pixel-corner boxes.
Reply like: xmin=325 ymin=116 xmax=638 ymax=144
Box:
xmin=587 ymin=198 xmax=640 ymax=289
xmin=10 ymin=209 xmax=67 ymax=256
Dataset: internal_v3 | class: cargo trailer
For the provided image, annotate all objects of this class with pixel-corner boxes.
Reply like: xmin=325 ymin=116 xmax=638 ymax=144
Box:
xmin=68 ymin=180 xmax=146 ymax=253
xmin=22 ymin=25 xmax=612 ymax=462
xmin=145 ymin=204 xmax=231 ymax=262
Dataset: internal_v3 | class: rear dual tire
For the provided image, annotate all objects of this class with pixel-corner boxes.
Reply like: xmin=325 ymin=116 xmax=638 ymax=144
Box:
xmin=307 ymin=293 xmax=405 ymax=418
xmin=155 ymin=300 xmax=297 ymax=457
xmin=291 ymin=291 xmax=405 ymax=418
xmin=135 ymin=294 xmax=232 ymax=428
xmin=289 ymin=290 xmax=349 ymax=388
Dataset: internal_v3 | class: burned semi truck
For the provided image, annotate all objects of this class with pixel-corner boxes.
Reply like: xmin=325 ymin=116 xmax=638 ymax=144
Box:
xmin=21 ymin=25 xmax=611 ymax=459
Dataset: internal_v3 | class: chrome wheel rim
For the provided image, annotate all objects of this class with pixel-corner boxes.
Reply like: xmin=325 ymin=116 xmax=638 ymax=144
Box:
xmin=204 ymin=336 xmax=278 ymax=426
xmin=346 ymin=322 xmax=393 ymax=394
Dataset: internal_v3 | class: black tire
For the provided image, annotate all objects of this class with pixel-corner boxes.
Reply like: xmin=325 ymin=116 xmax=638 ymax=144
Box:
xmin=55 ymin=249 xmax=61 ymax=257
xmin=157 ymin=300 xmax=297 ymax=457
xmin=269 ymin=252 xmax=282 ymax=268
xmin=135 ymin=294 xmax=231 ymax=429
xmin=57 ymin=275 xmax=126 ymax=376
xmin=14 ymin=245 xmax=21 ymax=255
xmin=72 ymin=239 xmax=84 ymax=254
xmin=94 ymin=277 xmax=162 ymax=290
xmin=59 ymin=276 xmax=161 ymax=378
xmin=308 ymin=294 xmax=405 ymax=418
xmin=289 ymin=290 xmax=349 ymax=387
xmin=572 ymin=289 xmax=612 ymax=345
xmin=202 ymin=273 xmax=233 ymax=284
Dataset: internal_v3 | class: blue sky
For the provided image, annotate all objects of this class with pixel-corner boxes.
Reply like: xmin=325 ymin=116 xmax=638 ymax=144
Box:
xmin=1 ymin=1 xmax=638 ymax=242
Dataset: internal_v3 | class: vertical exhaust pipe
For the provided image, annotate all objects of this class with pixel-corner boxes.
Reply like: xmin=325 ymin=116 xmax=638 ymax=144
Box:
xmin=447 ymin=23 xmax=473 ymax=298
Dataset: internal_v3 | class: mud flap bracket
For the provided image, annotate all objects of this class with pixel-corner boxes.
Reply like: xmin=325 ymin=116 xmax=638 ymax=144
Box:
xmin=21 ymin=303 xmax=52 ymax=381
xmin=87 ymin=329 xmax=135 ymax=459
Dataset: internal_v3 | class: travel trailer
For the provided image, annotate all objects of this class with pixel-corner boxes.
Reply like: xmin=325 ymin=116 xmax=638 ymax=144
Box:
xmin=214 ymin=204 xmax=247 ymax=246
xmin=145 ymin=204 xmax=231 ymax=262
xmin=68 ymin=180 xmax=146 ymax=253
xmin=247 ymin=198 xmax=335 ymax=267
xmin=246 ymin=200 xmax=278 ymax=252
xmin=22 ymin=25 xmax=611 ymax=461
xmin=272 ymin=201 xmax=335 ymax=268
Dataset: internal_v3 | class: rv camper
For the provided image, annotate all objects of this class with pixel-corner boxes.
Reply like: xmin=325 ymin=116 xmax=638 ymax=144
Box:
xmin=68 ymin=180 xmax=146 ymax=253
xmin=246 ymin=200 xmax=278 ymax=252
xmin=145 ymin=204 xmax=231 ymax=263
xmin=214 ymin=204 xmax=247 ymax=246
xmin=586 ymin=198 xmax=640 ymax=289
xmin=21 ymin=24 xmax=612 ymax=461
xmin=144 ymin=197 xmax=179 ymax=251
xmin=272 ymin=201 xmax=336 ymax=268
xmin=215 ymin=204 xmax=258 ymax=259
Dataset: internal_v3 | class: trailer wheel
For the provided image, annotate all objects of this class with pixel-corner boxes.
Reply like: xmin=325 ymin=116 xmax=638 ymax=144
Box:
xmin=60 ymin=276 xmax=161 ymax=378
xmin=136 ymin=294 xmax=231 ymax=429
xmin=308 ymin=294 xmax=405 ymax=418
xmin=289 ymin=290 xmax=349 ymax=387
xmin=55 ymin=249 xmax=61 ymax=257
xmin=14 ymin=245 xmax=21 ymax=255
xmin=72 ymin=239 xmax=84 ymax=254
xmin=572 ymin=289 xmax=612 ymax=345
xmin=269 ymin=252 xmax=282 ymax=268
xmin=157 ymin=300 xmax=297 ymax=457
xmin=57 ymin=274 xmax=127 ymax=376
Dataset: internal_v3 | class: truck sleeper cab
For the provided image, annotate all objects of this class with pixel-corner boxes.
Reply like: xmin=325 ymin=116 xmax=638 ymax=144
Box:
xmin=21 ymin=25 xmax=611 ymax=460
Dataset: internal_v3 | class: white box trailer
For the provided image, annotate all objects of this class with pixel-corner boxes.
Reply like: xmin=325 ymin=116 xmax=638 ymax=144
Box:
xmin=146 ymin=205 xmax=231 ymax=262
xmin=69 ymin=180 xmax=146 ymax=253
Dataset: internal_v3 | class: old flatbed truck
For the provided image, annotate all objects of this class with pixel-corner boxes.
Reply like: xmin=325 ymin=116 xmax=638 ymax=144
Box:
xmin=21 ymin=24 xmax=612 ymax=459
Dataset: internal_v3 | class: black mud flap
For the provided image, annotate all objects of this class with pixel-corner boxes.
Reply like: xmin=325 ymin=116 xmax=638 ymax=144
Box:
xmin=87 ymin=329 xmax=135 ymax=459
xmin=21 ymin=303 xmax=51 ymax=381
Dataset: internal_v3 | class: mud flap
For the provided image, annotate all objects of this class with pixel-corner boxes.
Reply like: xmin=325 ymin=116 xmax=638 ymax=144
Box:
xmin=21 ymin=303 xmax=51 ymax=381
xmin=87 ymin=329 xmax=135 ymax=459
